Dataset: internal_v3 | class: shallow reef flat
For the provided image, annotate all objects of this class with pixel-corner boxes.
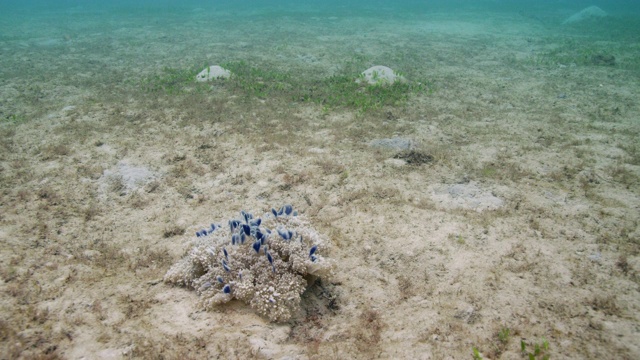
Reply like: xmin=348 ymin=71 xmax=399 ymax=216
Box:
xmin=0 ymin=3 xmax=639 ymax=359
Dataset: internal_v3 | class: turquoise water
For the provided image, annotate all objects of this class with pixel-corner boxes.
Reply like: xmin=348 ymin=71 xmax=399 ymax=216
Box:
xmin=1 ymin=1 xmax=638 ymax=117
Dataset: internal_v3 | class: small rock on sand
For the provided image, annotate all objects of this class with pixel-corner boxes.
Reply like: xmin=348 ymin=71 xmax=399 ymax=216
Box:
xmin=357 ymin=65 xmax=405 ymax=86
xmin=196 ymin=65 xmax=231 ymax=82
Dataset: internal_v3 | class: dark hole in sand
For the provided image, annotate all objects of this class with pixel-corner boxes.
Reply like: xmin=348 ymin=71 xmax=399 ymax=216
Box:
xmin=591 ymin=54 xmax=616 ymax=66
xmin=393 ymin=150 xmax=434 ymax=165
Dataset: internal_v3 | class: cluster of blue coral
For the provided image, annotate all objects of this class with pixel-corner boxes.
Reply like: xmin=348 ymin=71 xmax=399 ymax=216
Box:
xmin=193 ymin=205 xmax=318 ymax=296
xmin=164 ymin=204 xmax=333 ymax=322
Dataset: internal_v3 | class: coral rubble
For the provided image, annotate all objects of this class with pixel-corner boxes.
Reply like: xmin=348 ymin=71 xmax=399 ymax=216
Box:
xmin=164 ymin=206 xmax=335 ymax=322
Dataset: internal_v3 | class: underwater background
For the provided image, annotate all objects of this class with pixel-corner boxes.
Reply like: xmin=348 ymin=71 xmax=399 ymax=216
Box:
xmin=1 ymin=0 xmax=639 ymax=359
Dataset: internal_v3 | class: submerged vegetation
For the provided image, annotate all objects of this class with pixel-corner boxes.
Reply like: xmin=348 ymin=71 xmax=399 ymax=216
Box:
xmin=525 ymin=36 xmax=640 ymax=71
xmin=140 ymin=60 xmax=430 ymax=113
xmin=304 ymin=73 xmax=429 ymax=113
xmin=140 ymin=66 xmax=200 ymax=94
xmin=222 ymin=61 xmax=293 ymax=99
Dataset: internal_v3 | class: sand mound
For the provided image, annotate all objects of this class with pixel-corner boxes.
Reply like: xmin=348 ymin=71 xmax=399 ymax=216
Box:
xmin=368 ymin=137 xmax=415 ymax=150
xmin=99 ymin=161 xmax=157 ymax=196
xmin=563 ymin=6 xmax=607 ymax=25
xmin=431 ymin=182 xmax=504 ymax=212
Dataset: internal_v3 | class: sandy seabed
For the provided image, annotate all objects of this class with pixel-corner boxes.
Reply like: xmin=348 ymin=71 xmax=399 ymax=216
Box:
xmin=0 ymin=5 xmax=639 ymax=359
